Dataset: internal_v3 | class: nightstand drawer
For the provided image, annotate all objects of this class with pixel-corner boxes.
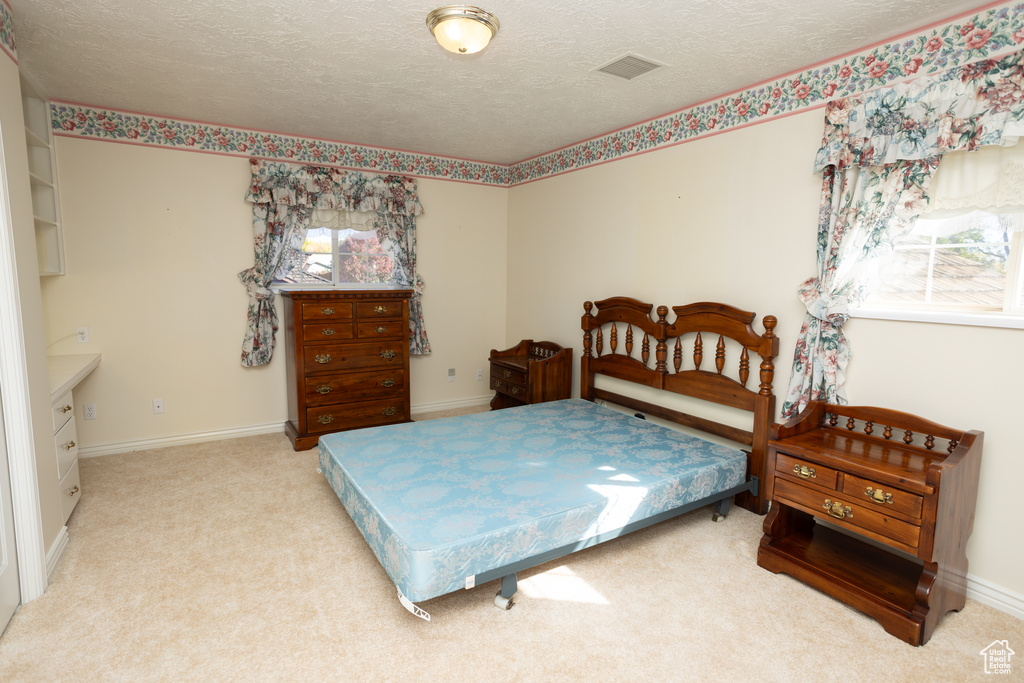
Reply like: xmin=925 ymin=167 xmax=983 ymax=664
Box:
xmin=491 ymin=365 xmax=527 ymax=385
xmin=491 ymin=376 xmax=526 ymax=400
xmin=775 ymin=478 xmax=921 ymax=551
xmin=776 ymin=453 xmax=839 ymax=490
xmin=301 ymin=302 xmax=354 ymax=321
xmin=842 ymin=473 xmax=923 ymax=520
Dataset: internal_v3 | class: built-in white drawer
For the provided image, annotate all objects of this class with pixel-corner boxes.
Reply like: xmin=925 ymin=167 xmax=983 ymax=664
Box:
xmin=52 ymin=390 xmax=74 ymax=433
xmin=59 ymin=459 xmax=81 ymax=523
xmin=55 ymin=417 xmax=78 ymax=480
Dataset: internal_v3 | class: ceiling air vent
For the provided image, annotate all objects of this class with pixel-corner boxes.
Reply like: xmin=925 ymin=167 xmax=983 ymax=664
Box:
xmin=596 ymin=54 xmax=666 ymax=81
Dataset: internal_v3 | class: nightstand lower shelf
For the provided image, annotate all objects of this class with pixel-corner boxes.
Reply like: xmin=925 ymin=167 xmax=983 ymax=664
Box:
xmin=759 ymin=505 xmax=928 ymax=643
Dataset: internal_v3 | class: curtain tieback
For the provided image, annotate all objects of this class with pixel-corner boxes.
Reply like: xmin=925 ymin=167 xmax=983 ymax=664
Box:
xmin=246 ymin=284 xmax=275 ymax=301
xmin=797 ymin=277 xmax=850 ymax=327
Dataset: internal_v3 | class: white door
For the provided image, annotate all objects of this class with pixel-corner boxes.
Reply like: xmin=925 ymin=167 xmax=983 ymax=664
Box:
xmin=0 ymin=384 xmax=19 ymax=633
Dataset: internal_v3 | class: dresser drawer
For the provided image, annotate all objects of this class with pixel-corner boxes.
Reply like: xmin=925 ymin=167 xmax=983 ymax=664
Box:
xmin=59 ymin=459 xmax=82 ymax=523
xmin=303 ymin=342 xmax=404 ymax=373
xmin=776 ymin=453 xmax=839 ymax=490
xmin=304 ymin=369 xmax=405 ymax=406
xmin=774 ymin=477 xmax=921 ymax=551
xmin=302 ymin=323 xmax=354 ymax=343
xmin=301 ymin=301 xmax=354 ymax=321
xmin=841 ymin=473 xmax=923 ymax=520
xmin=491 ymin=364 xmax=527 ymax=385
xmin=55 ymin=417 xmax=79 ymax=480
xmin=356 ymin=320 xmax=405 ymax=340
xmin=52 ymin=391 xmax=74 ymax=432
xmin=307 ymin=399 xmax=407 ymax=434
xmin=356 ymin=301 xmax=403 ymax=319
xmin=491 ymin=375 xmax=527 ymax=401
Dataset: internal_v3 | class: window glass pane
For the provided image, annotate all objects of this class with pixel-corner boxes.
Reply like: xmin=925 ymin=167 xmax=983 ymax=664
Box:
xmin=338 ymin=229 xmax=392 ymax=284
xmin=928 ymin=246 xmax=1006 ymax=306
xmin=274 ymin=227 xmax=332 ymax=284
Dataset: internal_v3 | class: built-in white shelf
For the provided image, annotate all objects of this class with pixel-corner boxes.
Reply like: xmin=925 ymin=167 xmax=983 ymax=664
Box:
xmin=21 ymin=76 xmax=64 ymax=277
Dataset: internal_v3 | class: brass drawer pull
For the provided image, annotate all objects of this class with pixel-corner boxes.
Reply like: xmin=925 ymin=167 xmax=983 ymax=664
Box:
xmin=316 ymin=384 xmax=332 ymax=394
xmin=374 ymin=305 xmax=388 ymax=314
xmin=793 ymin=464 xmax=816 ymax=479
xmin=375 ymin=326 xmax=388 ymax=334
xmin=503 ymin=370 xmax=511 ymax=379
xmin=495 ymin=380 xmax=504 ymax=389
xmin=322 ymin=328 xmax=335 ymax=336
xmin=317 ymin=414 xmax=334 ymax=425
xmin=511 ymin=386 xmax=521 ymax=395
xmin=380 ymin=350 xmax=395 ymax=360
xmin=865 ymin=487 xmax=893 ymax=504
xmin=63 ymin=441 xmax=76 ymax=451
xmin=60 ymin=404 xmax=73 ymax=414
xmin=321 ymin=307 xmax=335 ymax=315
xmin=315 ymin=354 xmax=331 ymax=364
xmin=823 ymin=499 xmax=853 ymax=520
xmin=381 ymin=379 xmax=396 ymax=388
xmin=67 ymin=485 xmax=79 ymax=497
xmin=383 ymin=407 xmax=397 ymax=417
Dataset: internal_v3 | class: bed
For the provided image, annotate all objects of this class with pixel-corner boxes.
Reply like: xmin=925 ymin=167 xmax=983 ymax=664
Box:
xmin=318 ymin=297 xmax=779 ymax=618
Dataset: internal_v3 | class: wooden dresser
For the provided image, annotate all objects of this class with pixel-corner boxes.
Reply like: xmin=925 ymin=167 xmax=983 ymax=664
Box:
xmin=282 ymin=289 xmax=413 ymax=450
xmin=488 ymin=340 xmax=572 ymax=410
xmin=757 ymin=401 xmax=982 ymax=646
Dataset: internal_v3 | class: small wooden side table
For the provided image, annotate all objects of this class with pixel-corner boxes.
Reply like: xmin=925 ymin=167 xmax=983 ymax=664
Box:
xmin=488 ymin=340 xmax=572 ymax=410
xmin=757 ymin=401 xmax=983 ymax=646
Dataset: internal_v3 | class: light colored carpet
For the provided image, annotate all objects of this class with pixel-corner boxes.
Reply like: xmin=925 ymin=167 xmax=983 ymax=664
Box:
xmin=0 ymin=422 xmax=1021 ymax=681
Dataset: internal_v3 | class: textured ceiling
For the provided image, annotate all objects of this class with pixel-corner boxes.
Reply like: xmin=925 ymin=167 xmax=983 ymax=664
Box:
xmin=12 ymin=0 xmax=991 ymax=164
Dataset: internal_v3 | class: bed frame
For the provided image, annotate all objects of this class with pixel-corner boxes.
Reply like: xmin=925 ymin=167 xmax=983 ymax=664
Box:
xmin=480 ymin=298 xmax=780 ymax=610
xmin=580 ymin=297 xmax=780 ymax=515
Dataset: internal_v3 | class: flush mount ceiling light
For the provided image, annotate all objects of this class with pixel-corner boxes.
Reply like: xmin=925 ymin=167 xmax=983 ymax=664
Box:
xmin=426 ymin=5 xmax=500 ymax=55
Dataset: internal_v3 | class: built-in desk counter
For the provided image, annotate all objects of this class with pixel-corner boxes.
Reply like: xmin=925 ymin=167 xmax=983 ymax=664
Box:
xmin=46 ymin=353 xmax=100 ymax=522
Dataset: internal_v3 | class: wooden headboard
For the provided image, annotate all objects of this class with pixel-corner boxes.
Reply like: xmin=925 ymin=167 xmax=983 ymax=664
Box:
xmin=580 ymin=297 xmax=780 ymax=514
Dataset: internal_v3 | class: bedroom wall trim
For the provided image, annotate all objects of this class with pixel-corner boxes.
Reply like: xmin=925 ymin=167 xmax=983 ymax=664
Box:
xmin=77 ymin=421 xmax=289 ymax=458
xmin=967 ymin=574 xmax=1024 ymax=621
xmin=75 ymin=396 xmax=493 ymax=458
xmin=44 ymin=525 xmax=67 ymax=580
xmin=43 ymin=0 xmax=1024 ymax=187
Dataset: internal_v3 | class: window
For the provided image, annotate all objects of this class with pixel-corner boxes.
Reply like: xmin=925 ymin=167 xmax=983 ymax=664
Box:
xmin=274 ymin=227 xmax=393 ymax=287
xmin=862 ymin=211 xmax=1024 ymax=315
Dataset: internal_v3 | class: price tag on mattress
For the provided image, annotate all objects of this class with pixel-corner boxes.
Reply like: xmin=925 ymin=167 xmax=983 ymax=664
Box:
xmin=465 ymin=575 xmax=475 ymax=590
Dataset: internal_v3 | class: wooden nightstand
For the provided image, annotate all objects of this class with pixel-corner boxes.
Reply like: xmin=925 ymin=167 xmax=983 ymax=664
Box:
xmin=757 ymin=401 xmax=982 ymax=646
xmin=488 ymin=340 xmax=572 ymax=410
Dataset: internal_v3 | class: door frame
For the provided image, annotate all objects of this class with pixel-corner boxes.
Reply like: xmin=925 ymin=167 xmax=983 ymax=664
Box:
xmin=0 ymin=117 xmax=47 ymax=603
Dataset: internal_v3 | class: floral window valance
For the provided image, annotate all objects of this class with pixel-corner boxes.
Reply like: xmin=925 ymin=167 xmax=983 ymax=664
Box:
xmin=239 ymin=159 xmax=430 ymax=367
xmin=815 ymin=49 xmax=1024 ymax=173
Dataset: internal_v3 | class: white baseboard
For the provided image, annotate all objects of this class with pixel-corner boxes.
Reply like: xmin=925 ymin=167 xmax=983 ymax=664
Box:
xmin=45 ymin=526 xmax=69 ymax=580
xmin=77 ymin=396 xmax=493 ymax=458
xmin=410 ymin=395 xmax=491 ymax=415
xmin=968 ymin=574 xmax=1024 ymax=622
xmin=78 ymin=421 xmax=288 ymax=458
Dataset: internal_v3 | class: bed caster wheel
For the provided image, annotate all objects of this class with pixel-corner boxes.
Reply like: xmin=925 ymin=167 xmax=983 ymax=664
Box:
xmin=494 ymin=592 xmax=514 ymax=610
xmin=712 ymin=511 xmax=726 ymax=522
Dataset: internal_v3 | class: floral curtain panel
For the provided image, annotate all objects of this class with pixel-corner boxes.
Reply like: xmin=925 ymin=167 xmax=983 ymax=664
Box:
xmin=781 ymin=49 xmax=1024 ymax=419
xmin=239 ymin=159 xmax=429 ymax=367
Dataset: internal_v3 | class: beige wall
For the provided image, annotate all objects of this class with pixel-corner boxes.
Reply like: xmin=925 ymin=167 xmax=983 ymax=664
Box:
xmin=507 ymin=110 xmax=1024 ymax=598
xmin=1 ymin=60 xmax=64 ymax=557
xmin=42 ymin=138 xmax=507 ymax=450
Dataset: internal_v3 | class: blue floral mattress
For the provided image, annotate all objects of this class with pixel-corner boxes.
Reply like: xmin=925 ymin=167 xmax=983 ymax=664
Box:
xmin=318 ymin=398 xmax=747 ymax=603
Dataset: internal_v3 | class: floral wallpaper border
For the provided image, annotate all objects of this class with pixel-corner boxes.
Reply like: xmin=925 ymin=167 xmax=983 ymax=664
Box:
xmin=0 ymin=0 xmax=16 ymax=65
xmin=46 ymin=0 xmax=1024 ymax=187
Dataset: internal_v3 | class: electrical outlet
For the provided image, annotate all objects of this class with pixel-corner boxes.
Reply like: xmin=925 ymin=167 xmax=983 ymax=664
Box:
xmin=76 ymin=326 xmax=90 ymax=343
xmin=476 ymin=369 xmax=483 ymax=381
xmin=448 ymin=368 xmax=456 ymax=383
xmin=153 ymin=398 xmax=164 ymax=414
xmin=83 ymin=404 xmax=97 ymax=420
